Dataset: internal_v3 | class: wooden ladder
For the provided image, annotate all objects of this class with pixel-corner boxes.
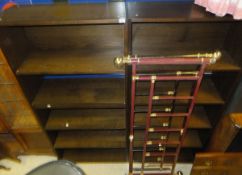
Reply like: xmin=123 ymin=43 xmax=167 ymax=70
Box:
xmin=114 ymin=52 xmax=221 ymax=175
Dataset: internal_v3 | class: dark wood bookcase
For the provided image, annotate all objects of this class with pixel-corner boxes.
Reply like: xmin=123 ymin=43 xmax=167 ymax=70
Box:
xmin=0 ymin=1 xmax=241 ymax=163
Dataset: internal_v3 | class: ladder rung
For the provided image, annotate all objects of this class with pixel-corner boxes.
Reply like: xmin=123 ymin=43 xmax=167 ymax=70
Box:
xmin=152 ymin=96 xmax=194 ymax=100
xmin=146 ymin=152 xmax=176 ymax=157
xmin=146 ymin=140 xmax=180 ymax=145
xmin=150 ymin=112 xmax=188 ymax=117
xmin=135 ymin=166 xmax=171 ymax=170
xmin=144 ymin=163 xmax=174 ymax=167
xmin=134 ymin=75 xmax=199 ymax=81
xmin=136 ymin=91 xmax=175 ymax=96
xmin=148 ymin=128 xmax=182 ymax=132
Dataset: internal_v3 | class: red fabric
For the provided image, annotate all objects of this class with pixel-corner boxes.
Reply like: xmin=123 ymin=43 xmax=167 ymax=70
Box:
xmin=195 ymin=0 xmax=242 ymax=19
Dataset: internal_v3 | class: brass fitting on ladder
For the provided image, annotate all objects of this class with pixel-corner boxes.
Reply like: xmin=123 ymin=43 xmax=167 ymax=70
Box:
xmin=114 ymin=55 xmax=131 ymax=69
xmin=175 ymin=50 xmax=222 ymax=64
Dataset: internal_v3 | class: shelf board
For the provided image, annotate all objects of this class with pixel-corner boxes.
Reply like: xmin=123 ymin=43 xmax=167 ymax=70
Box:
xmin=135 ymin=107 xmax=211 ymax=129
xmin=189 ymin=107 xmax=212 ymax=129
xmin=135 ymin=79 xmax=224 ymax=105
xmin=0 ymin=2 xmax=126 ymax=26
xmin=128 ymin=2 xmax=235 ymax=23
xmin=32 ymin=78 xmax=125 ymax=109
xmin=54 ymin=131 xmax=126 ymax=149
xmin=46 ymin=109 xmax=125 ymax=130
xmin=62 ymin=149 xmax=127 ymax=162
xmin=134 ymin=130 xmax=202 ymax=148
xmin=16 ymin=50 xmax=240 ymax=75
xmin=17 ymin=49 xmax=124 ymax=75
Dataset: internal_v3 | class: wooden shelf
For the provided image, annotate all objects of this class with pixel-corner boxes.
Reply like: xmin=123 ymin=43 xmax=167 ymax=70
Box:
xmin=55 ymin=130 xmax=201 ymax=149
xmin=46 ymin=109 xmax=125 ymax=130
xmin=127 ymin=2 xmax=235 ymax=23
xmin=16 ymin=49 xmax=124 ymax=75
xmin=135 ymin=107 xmax=211 ymax=129
xmin=134 ymin=130 xmax=202 ymax=148
xmin=0 ymin=2 xmax=235 ymax=27
xmin=189 ymin=107 xmax=212 ymax=129
xmin=0 ymin=2 xmax=126 ymax=26
xmin=135 ymin=79 xmax=224 ymax=105
xmin=32 ymin=78 xmax=125 ymax=109
xmin=16 ymin=49 xmax=239 ymax=75
xmin=62 ymin=149 xmax=127 ymax=162
xmin=54 ymin=131 xmax=126 ymax=149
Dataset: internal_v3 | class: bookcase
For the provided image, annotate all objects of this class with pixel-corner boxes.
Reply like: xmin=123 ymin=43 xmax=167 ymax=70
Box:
xmin=0 ymin=1 xmax=241 ymax=163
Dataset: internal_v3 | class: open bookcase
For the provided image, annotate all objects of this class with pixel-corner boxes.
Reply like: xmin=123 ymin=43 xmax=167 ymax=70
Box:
xmin=0 ymin=1 xmax=241 ymax=162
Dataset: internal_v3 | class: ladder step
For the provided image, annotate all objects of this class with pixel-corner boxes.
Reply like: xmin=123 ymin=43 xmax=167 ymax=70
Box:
xmin=150 ymin=112 xmax=188 ymax=117
xmin=148 ymin=128 xmax=183 ymax=133
xmin=152 ymin=96 xmax=194 ymax=100
xmin=133 ymin=75 xmax=199 ymax=81
xmin=145 ymin=152 xmax=177 ymax=157
xmin=146 ymin=140 xmax=180 ymax=146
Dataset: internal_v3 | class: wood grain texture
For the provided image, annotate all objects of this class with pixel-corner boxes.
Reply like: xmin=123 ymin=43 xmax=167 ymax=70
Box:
xmin=208 ymin=114 xmax=241 ymax=151
xmin=46 ymin=109 xmax=126 ymax=130
xmin=0 ymin=100 xmax=40 ymax=132
xmin=0 ymin=134 xmax=24 ymax=158
xmin=62 ymin=149 xmax=127 ymax=162
xmin=193 ymin=152 xmax=242 ymax=167
xmin=54 ymin=130 xmax=126 ymax=149
xmin=0 ymin=49 xmax=41 ymax=132
xmin=191 ymin=153 xmax=242 ymax=175
xmin=32 ymin=78 xmax=125 ymax=109
xmin=0 ymin=2 xmax=126 ymax=26
xmin=0 ymin=122 xmax=7 ymax=133
xmin=19 ymin=132 xmax=53 ymax=150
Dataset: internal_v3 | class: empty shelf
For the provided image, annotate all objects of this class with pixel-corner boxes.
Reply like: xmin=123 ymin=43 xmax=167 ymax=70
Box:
xmin=0 ymin=2 xmax=126 ymax=26
xmin=17 ymin=49 xmax=123 ymax=75
xmin=32 ymin=78 xmax=125 ymax=109
xmin=46 ymin=109 xmax=125 ymax=130
xmin=54 ymin=131 xmax=126 ymax=149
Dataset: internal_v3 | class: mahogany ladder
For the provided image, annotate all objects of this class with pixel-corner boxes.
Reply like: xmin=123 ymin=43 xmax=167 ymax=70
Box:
xmin=115 ymin=51 xmax=221 ymax=175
